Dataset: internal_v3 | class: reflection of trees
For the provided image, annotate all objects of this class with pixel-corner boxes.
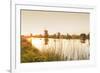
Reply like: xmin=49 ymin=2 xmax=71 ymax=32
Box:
xmin=44 ymin=30 xmax=49 ymax=45
xmin=57 ymin=32 xmax=61 ymax=39
xmin=87 ymin=33 xmax=90 ymax=45
xmin=80 ymin=33 xmax=87 ymax=43
xmin=87 ymin=33 xmax=90 ymax=40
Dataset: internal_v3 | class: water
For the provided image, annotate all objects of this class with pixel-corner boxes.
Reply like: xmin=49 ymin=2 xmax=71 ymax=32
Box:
xmin=31 ymin=38 xmax=90 ymax=60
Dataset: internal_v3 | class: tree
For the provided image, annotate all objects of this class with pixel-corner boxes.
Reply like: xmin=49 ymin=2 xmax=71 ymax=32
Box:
xmin=44 ymin=29 xmax=48 ymax=38
xmin=66 ymin=33 xmax=72 ymax=39
xmin=57 ymin=32 xmax=61 ymax=39
xmin=44 ymin=30 xmax=49 ymax=45
xmin=87 ymin=33 xmax=90 ymax=40
xmin=80 ymin=33 xmax=87 ymax=43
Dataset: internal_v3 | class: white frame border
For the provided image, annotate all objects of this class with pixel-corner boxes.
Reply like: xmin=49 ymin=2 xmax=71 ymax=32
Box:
xmin=11 ymin=3 xmax=96 ymax=73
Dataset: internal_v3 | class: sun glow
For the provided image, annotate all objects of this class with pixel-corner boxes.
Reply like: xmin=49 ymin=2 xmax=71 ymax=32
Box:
xmin=32 ymin=38 xmax=43 ymax=50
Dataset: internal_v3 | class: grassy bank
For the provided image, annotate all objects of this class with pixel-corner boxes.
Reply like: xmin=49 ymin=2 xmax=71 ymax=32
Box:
xmin=21 ymin=37 xmax=63 ymax=63
xmin=21 ymin=37 xmax=89 ymax=63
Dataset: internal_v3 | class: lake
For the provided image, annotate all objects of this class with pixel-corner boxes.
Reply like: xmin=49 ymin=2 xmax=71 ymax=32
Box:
xmin=30 ymin=38 xmax=90 ymax=60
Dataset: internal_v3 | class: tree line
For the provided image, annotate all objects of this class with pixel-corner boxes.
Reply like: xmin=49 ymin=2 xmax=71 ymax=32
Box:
xmin=25 ymin=30 xmax=90 ymax=40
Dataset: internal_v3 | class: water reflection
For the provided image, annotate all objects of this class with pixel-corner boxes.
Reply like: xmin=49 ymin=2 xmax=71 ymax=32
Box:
xmin=44 ymin=38 xmax=49 ymax=45
xmin=44 ymin=29 xmax=49 ymax=45
xmin=31 ymin=38 xmax=90 ymax=60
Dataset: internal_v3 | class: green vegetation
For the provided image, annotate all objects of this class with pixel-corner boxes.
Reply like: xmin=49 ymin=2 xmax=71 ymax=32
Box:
xmin=21 ymin=37 xmax=62 ymax=63
xmin=21 ymin=32 xmax=90 ymax=63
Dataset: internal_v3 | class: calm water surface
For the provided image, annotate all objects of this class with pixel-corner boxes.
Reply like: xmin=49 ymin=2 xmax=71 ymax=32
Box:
xmin=31 ymin=38 xmax=90 ymax=60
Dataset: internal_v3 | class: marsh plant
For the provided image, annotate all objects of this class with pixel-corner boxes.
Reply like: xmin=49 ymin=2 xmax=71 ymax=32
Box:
xmin=21 ymin=33 xmax=90 ymax=63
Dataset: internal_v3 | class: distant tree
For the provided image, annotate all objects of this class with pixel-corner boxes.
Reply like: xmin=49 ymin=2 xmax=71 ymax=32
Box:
xmin=71 ymin=34 xmax=80 ymax=39
xmin=87 ymin=33 xmax=90 ymax=40
xmin=66 ymin=33 xmax=72 ymax=40
xmin=53 ymin=34 xmax=56 ymax=39
xmin=30 ymin=33 xmax=33 ymax=37
xmin=80 ymin=33 xmax=87 ymax=43
xmin=39 ymin=34 xmax=43 ymax=38
xmin=44 ymin=29 xmax=48 ymax=38
xmin=87 ymin=33 xmax=90 ymax=45
xmin=57 ymin=32 xmax=61 ymax=39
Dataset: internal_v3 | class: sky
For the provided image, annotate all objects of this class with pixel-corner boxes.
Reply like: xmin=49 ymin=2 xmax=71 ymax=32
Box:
xmin=21 ymin=10 xmax=89 ymax=35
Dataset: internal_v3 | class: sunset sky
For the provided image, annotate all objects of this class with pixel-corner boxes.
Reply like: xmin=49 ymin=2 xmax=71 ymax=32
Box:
xmin=21 ymin=10 xmax=89 ymax=35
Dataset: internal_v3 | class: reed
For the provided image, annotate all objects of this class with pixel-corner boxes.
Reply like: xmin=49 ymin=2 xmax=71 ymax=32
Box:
xmin=21 ymin=37 xmax=89 ymax=63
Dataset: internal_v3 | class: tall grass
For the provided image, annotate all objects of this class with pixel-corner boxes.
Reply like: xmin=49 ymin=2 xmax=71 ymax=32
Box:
xmin=21 ymin=37 xmax=62 ymax=63
xmin=21 ymin=37 xmax=89 ymax=63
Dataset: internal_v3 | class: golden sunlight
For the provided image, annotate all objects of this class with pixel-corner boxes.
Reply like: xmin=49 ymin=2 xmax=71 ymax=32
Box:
xmin=32 ymin=38 xmax=43 ymax=49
